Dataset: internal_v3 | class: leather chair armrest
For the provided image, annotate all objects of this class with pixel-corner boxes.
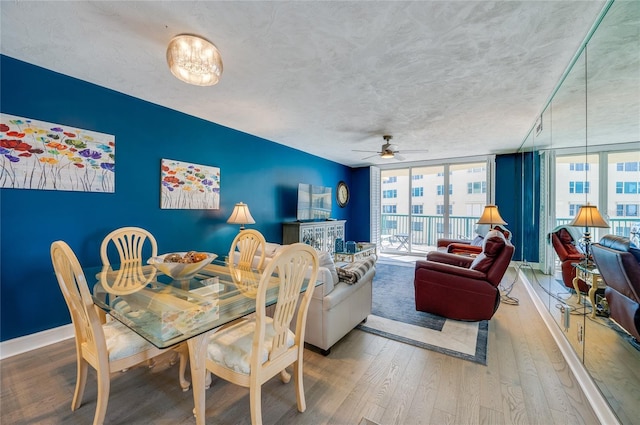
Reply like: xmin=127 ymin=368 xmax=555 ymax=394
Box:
xmin=415 ymin=259 xmax=486 ymax=280
xmin=565 ymin=253 xmax=584 ymax=261
xmin=423 ymin=252 xmax=474 ymax=268
xmin=437 ymin=238 xmax=470 ymax=249
xmin=447 ymin=243 xmax=482 ymax=255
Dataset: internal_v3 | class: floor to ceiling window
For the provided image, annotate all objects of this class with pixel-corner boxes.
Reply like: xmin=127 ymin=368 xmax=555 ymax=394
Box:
xmin=379 ymin=159 xmax=490 ymax=254
xmin=554 ymin=148 xmax=640 ymax=243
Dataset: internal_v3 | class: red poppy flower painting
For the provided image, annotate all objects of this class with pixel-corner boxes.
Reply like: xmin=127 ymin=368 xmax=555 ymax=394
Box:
xmin=160 ymin=158 xmax=220 ymax=209
xmin=1 ymin=113 xmax=115 ymax=192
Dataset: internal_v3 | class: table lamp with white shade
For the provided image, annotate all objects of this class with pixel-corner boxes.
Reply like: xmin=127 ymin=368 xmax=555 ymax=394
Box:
xmin=227 ymin=202 xmax=255 ymax=231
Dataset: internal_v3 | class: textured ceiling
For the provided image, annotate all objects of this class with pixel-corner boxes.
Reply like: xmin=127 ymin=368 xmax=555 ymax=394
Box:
xmin=0 ymin=1 xmax=608 ymax=167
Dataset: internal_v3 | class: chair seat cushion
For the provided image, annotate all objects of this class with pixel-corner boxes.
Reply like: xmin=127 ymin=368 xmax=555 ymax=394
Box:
xmin=207 ymin=317 xmax=295 ymax=374
xmin=103 ymin=320 xmax=156 ymax=362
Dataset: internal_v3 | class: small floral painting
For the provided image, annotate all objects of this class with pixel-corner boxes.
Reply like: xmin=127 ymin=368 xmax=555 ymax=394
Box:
xmin=161 ymin=159 xmax=220 ymax=209
xmin=0 ymin=113 xmax=115 ymax=192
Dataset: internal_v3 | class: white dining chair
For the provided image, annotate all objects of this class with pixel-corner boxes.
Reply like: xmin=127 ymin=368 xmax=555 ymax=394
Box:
xmin=51 ymin=240 xmax=174 ymax=425
xmin=100 ymin=226 xmax=158 ymax=266
xmin=99 ymin=226 xmax=189 ymax=391
xmin=205 ymin=243 xmax=319 ymax=425
xmin=228 ymin=229 xmax=267 ymax=270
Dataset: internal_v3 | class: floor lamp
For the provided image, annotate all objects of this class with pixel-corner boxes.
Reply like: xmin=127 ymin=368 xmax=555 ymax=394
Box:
xmin=569 ymin=203 xmax=609 ymax=266
xmin=476 ymin=204 xmax=508 ymax=230
xmin=476 ymin=205 xmax=519 ymax=304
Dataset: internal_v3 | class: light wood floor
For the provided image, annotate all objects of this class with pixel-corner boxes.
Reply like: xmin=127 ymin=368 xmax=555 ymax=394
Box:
xmin=1 ymin=266 xmax=601 ymax=425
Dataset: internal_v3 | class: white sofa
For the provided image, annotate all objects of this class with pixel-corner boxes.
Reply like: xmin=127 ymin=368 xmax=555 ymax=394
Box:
xmin=240 ymin=242 xmax=376 ymax=355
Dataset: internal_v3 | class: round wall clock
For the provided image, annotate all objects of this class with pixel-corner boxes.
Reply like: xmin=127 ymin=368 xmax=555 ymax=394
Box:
xmin=337 ymin=181 xmax=350 ymax=207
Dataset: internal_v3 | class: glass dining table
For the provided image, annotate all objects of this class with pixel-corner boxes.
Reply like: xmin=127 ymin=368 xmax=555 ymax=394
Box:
xmin=86 ymin=257 xmax=317 ymax=425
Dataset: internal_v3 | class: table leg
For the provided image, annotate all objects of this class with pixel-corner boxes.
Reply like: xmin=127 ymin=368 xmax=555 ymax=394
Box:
xmin=188 ymin=332 xmax=211 ymax=425
xmin=572 ymin=276 xmax=582 ymax=304
xmin=588 ymin=285 xmax=598 ymax=319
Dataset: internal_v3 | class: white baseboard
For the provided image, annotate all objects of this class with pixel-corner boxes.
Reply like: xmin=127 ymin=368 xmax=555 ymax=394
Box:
xmin=519 ymin=268 xmax=620 ymax=425
xmin=0 ymin=324 xmax=74 ymax=360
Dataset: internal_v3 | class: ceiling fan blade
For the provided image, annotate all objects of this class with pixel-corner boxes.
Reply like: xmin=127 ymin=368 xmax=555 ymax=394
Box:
xmin=394 ymin=153 xmax=406 ymax=161
xmin=352 ymin=149 xmax=379 ymax=153
xmin=399 ymin=149 xmax=429 ymax=153
xmin=361 ymin=153 xmax=380 ymax=160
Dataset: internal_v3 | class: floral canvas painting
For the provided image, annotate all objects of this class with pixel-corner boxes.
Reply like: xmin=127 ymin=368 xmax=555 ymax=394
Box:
xmin=161 ymin=159 xmax=220 ymax=209
xmin=0 ymin=114 xmax=115 ymax=192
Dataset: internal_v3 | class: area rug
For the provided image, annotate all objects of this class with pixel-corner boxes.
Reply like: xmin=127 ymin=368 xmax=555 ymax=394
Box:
xmin=357 ymin=260 xmax=488 ymax=365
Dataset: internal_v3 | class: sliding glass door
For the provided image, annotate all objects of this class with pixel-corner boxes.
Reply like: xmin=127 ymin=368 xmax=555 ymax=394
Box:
xmin=379 ymin=159 xmax=489 ymax=254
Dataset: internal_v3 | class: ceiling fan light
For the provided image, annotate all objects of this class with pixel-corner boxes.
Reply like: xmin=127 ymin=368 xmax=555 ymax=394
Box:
xmin=167 ymin=34 xmax=223 ymax=86
xmin=380 ymin=151 xmax=395 ymax=159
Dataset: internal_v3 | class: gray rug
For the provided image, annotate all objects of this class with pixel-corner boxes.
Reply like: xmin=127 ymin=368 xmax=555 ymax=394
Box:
xmin=357 ymin=261 xmax=489 ymax=365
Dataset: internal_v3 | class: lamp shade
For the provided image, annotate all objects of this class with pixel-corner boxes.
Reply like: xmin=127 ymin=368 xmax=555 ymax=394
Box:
xmin=166 ymin=34 xmax=223 ymax=86
xmin=227 ymin=202 xmax=255 ymax=228
xmin=569 ymin=204 xmax=609 ymax=228
xmin=476 ymin=205 xmax=507 ymax=226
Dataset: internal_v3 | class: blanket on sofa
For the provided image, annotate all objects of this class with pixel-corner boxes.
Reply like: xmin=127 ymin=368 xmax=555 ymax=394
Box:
xmin=336 ymin=255 xmax=377 ymax=284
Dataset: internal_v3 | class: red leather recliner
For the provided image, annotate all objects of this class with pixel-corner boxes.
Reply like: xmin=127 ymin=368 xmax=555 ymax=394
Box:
xmin=591 ymin=235 xmax=640 ymax=342
xmin=414 ymin=230 xmax=515 ymax=321
xmin=550 ymin=227 xmax=588 ymax=293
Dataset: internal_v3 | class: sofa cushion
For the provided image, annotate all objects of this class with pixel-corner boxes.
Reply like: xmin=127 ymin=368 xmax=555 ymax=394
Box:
xmin=317 ymin=250 xmax=339 ymax=285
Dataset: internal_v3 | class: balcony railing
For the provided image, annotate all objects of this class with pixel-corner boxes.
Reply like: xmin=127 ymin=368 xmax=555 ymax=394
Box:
xmin=380 ymin=213 xmax=639 ymax=251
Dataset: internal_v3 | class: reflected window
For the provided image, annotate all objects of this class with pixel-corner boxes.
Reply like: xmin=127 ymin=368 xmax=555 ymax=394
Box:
xmin=383 ymin=189 xmax=397 ymax=198
xmin=616 ymin=204 xmax=639 ymax=217
xmin=615 ymin=181 xmax=639 ymax=194
xmin=382 ymin=205 xmax=397 ymax=213
xmin=412 ymin=187 xmax=424 ymax=197
xmin=569 ymin=181 xmax=590 ymax=194
xmin=412 ymin=205 xmax=423 ymax=214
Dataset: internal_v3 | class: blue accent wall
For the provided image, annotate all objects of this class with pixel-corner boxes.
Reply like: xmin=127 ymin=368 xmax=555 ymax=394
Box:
xmin=0 ymin=55 xmax=356 ymax=341
xmin=348 ymin=167 xmax=372 ymax=242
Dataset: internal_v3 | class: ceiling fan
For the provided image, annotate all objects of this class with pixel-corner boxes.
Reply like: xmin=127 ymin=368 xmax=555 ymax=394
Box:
xmin=352 ymin=135 xmax=428 ymax=161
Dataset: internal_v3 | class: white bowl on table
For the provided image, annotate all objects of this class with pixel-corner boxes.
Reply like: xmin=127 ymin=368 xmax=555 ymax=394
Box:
xmin=147 ymin=252 xmax=217 ymax=280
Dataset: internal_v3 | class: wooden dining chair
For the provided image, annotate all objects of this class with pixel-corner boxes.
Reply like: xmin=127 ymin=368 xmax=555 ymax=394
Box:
xmin=228 ymin=229 xmax=267 ymax=270
xmin=51 ymin=240 xmax=174 ymax=425
xmin=206 ymin=243 xmax=319 ymax=425
xmin=100 ymin=226 xmax=158 ymax=266
xmin=99 ymin=226 xmax=190 ymax=390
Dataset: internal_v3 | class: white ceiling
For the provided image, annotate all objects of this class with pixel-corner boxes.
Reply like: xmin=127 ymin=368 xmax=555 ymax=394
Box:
xmin=0 ymin=1 xmax=607 ymax=167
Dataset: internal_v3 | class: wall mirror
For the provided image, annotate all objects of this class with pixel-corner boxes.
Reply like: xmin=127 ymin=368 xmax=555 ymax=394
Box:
xmin=518 ymin=0 xmax=640 ymax=423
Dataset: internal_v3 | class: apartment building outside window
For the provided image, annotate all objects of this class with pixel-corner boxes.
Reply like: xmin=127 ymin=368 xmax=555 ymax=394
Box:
xmin=383 ymin=205 xmax=397 ymax=213
xmin=569 ymin=181 xmax=590 ymax=194
xmin=379 ymin=160 xmax=489 ymax=254
xmin=467 ymin=181 xmax=486 ymax=194
xmin=616 ymin=204 xmax=639 ymax=217
xmin=436 ymin=184 xmax=453 ymax=196
xmin=616 ymin=181 xmax=639 ymax=194
xmin=555 ymin=150 xmax=639 ymax=241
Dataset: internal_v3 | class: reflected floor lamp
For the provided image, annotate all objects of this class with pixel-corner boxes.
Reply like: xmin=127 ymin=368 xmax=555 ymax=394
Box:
xmin=227 ymin=202 xmax=255 ymax=231
xmin=569 ymin=203 xmax=609 ymax=266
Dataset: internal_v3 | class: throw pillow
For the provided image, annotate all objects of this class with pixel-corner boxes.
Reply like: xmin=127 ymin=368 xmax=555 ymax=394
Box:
xmin=257 ymin=242 xmax=282 ymax=258
xmin=317 ymin=250 xmax=339 ymax=285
